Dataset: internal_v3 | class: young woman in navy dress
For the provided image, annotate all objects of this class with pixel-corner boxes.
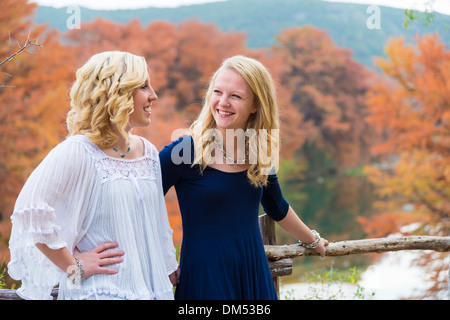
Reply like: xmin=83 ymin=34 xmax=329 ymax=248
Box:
xmin=160 ymin=55 xmax=328 ymax=300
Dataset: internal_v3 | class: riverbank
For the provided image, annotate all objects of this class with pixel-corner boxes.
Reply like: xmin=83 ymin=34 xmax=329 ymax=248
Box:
xmin=280 ymin=251 xmax=448 ymax=300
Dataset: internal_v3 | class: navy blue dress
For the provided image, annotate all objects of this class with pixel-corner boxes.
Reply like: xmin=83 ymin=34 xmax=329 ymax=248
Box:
xmin=159 ymin=136 xmax=289 ymax=300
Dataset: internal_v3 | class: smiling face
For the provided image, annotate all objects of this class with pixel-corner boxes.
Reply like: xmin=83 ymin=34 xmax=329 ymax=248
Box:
xmin=128 ymin=72 xmax=158 ymax=129
xmin=210 ymin=68 xmax=257 ymax=133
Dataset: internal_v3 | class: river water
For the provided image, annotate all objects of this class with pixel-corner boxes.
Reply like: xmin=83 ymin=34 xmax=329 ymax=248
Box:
xmin=280 ymin=250 xmax=449 ymax=300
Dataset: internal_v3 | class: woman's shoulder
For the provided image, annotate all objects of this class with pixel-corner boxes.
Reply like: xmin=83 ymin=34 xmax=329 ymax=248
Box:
xmin=134 ymin=135 xmax=158 ymax=159
xmin=159 ymin=135 xmax=194 ymax=167
xmin=61 ymin=134 xmax=103 ymax=158
xmin=167 ymin=135 xmax=193 ymax=147
xmin=161 ymin=134 xmax=193 ymax=155
xmin=54 ymin=134 xmax=113 ymax=165
xmin=51 ymin=134 xmax=90 ymax=154
xmin=34 ymin=135 xmax=96 ymax=173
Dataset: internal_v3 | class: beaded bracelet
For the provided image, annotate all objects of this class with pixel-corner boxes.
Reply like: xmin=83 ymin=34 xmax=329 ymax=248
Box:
xmin=67 ymin=257 xmax=84 ymax=285
xmin=298 ymin=230 xmax=321 ymax=249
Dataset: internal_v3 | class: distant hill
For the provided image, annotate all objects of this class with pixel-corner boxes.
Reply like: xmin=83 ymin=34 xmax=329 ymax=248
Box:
xmin=34 ymin=0 xmax=450 ymax=67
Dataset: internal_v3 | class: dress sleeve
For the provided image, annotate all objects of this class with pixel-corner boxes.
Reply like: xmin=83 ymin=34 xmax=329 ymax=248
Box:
xmin=7 ymin=139 xmax=96 ymax=300
xmin=159 ymin=135 xmax=192 ymax=195
xmin=261 ymin=174 xmax=290 ymax=221
xmin=152 ymin=144 xmax=179 ymax=275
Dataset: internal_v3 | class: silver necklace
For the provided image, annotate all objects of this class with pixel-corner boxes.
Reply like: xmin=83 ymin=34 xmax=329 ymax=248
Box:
xmin=214 ymin=140 xmax=248 ymax=165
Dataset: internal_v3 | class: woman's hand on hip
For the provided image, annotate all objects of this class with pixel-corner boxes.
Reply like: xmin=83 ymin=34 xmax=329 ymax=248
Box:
xmin=74 ymin=242 xmax=125 ymax=277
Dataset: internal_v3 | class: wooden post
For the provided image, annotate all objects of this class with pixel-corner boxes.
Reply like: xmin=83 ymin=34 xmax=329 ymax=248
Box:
xmin=259 ymin=214 xmax=293 ymax=298
xmin=259 ymin=214 xmax=276 ymax=246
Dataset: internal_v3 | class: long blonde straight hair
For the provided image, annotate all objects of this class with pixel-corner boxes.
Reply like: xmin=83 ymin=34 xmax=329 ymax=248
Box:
xmin=66 ymin=51 xmax=148 ymax=148
xmin=190 ymin=55 xmax=280 ymax=187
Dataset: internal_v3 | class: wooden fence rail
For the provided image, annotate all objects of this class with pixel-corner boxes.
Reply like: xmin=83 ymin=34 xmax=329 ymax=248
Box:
xmin=1 ymin=214 xmax=449 ymax=300
xmin=265 ymin=235 xmax=450 ymax=260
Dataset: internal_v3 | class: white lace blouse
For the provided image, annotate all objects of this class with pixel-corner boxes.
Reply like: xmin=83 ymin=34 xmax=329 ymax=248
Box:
xmin=8 ymin=135 xmax=178 ymax=300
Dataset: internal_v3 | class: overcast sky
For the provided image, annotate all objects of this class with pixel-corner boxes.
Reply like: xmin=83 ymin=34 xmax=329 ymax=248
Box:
xmin=31 ymin=0 xmax=226 ymax=9
xmin=31 ymin=0 xmax=450 ymax=14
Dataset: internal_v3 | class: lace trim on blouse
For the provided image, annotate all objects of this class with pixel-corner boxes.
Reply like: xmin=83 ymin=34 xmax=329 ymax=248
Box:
xmin=69 ymin=135 xmax=159 ymax=183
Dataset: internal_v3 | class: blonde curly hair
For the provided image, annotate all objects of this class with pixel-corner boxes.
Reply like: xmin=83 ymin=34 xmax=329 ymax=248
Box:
xmin=67 ymin=51 xmax=148 ymax=148
xmin=190 ymin=55 xmax=280 ymax=187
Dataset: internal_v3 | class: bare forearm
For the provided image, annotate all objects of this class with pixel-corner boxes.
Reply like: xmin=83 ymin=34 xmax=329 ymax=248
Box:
xmin=35 ymin=243 xmax=75 ymax=274
xmin=277 ymin=206 xmax=317 ymax=243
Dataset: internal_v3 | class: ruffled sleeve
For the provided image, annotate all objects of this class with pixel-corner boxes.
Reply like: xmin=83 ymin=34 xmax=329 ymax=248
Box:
xmin=8 ymin=137 xmax=97 ymax=300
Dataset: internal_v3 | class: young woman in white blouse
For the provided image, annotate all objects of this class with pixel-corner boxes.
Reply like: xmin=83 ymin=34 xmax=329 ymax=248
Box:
xmin=7 ymin=51 xmax=179 ymax=300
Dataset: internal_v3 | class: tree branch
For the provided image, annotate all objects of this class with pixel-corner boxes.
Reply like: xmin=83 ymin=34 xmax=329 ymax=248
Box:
xmin=0 ymin=32 xmax=45 ymax=68
xmin=0 ymin=32 xmax=45 ymax=88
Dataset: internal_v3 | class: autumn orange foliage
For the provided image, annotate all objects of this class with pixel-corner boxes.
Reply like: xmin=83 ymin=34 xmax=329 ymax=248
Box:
xmin=364 ymin=34 xmax=450 ymax=299
xmin=0 ymin=2 xmax=78 ymax=270
xmin=365 ymin=34 xmax=450 ymax=234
